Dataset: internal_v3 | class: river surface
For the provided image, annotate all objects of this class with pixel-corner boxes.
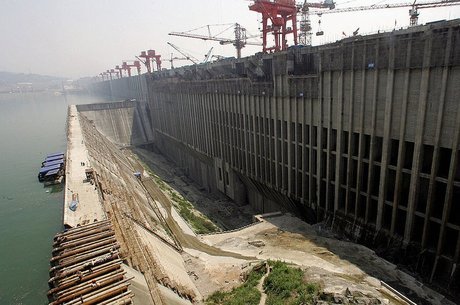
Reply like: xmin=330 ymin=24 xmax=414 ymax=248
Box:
xmin=0 ymin=92 xmax=110 ymax=305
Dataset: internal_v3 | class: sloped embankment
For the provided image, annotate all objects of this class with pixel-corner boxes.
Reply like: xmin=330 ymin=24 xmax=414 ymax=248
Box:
xmin=79 ymin=111 xmax=199 ymax=304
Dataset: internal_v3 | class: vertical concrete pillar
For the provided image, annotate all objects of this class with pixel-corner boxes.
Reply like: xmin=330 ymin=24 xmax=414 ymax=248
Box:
xmin=252 ymin=94 xmax=258 ymax=178
xmin=317 ymin=74 xmax=323 ymax=214
xmin=309 ymin=94 xmax=314 ymax=206
xmin=390 ymin=38 xmax=412 ymax=235
xmin=324 ymin=69 xmax=333 ymax=216
xmin=404 ymin=33 xmax=433 ymax=243
xmin=365 ymin=39 xmax=380 ymax=224
xmin=431 ymin=93 xmax=460 ymax=281
xmin=345 ymin=44 xmax=356 ymax=216
xmin=334 ymin=48 xmax=345 ymax=212
xmin=267 ymin=94 xmax=272 ymax=185
xmin=244 ymin=94 xmax=250 ymax=176
xmin=431 ymin=28 xmax=458 ymax=280
xmin=355 ymin=43 xmax=367 ymax=219
xmin=227 ymin=93 xmax=234 ymax=167
xmin=301 ymin=80 xmax=307 ymax=203
xmin=376 ymin=39 xmax=396 ymax=230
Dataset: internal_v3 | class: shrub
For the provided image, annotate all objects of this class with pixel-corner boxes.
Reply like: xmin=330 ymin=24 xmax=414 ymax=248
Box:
xmin=264 ymin=261 xmax=319 ymax=305
xmin=206 ymin=265 xmax=266 ymax=305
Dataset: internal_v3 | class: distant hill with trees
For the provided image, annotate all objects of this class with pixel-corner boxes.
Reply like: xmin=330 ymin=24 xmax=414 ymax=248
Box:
xmin=0 ymin=71 xmax=66 ymax=93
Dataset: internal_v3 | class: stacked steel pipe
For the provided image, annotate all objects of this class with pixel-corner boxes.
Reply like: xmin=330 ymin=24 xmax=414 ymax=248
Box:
xmin=47 ymin=220 xmax=134 ymax=305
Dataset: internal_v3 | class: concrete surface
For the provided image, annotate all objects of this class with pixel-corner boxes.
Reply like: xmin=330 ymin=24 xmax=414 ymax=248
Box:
xmin=63 ymin=105 xmax=106 ymax=227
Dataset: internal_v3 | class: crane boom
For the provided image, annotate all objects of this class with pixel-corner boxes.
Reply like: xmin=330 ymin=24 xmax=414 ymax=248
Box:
xmin=169 ymin=23 xmax=262 ymax=58
xmin=167 ymin=42 xmax=199 ymax=64
xmin=169 ymin=31 xmax=261 ymax=46
xmin=310 ymin=0 xmax=460 ymax=15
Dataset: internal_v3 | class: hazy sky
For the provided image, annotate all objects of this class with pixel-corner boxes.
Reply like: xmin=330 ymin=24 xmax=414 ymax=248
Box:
xmin=1 ymin=0 xmax=459 ymax=79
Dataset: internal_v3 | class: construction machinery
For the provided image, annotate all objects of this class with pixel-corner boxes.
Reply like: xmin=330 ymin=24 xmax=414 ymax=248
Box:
xmin=298 ymin=0 xmax=335 ymax=45
xmin=309 ymin=0 xmax=460 ymax=33
xmin=203 ymin=47 xmax=214 ymax=63
xmin=106 ymin=69 xmax=119 ymax=80
xmin=167 ymin=53 xmax=189 ymax=69
xmin=250 ymin=0 xmax=460 ymax=50
xmin=249 ymin=0 xmax=301 ymax=52
xmin=169 ymin=23 xmax=261 ymax=58
xmin=121 ymin=61 xmax=141 ymax=77
xmin=167 ymin=42 xmax=200 ymax=65
xmin=99 ymin=72 xmax=107 ymax=81
xmin=115 ymin=65 xmax=124 ymax=78
xmin=138 ymin=50 xmax=162 ymax=73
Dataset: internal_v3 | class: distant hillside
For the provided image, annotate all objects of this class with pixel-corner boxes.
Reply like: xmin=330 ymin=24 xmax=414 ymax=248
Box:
xmin=0 ymin=71 xmax=67 ymax=93
xmin=0 ymin=71 xmax=65 ymax=85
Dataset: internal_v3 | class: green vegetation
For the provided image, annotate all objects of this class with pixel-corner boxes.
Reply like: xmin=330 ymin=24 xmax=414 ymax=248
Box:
xmin=206 ymin=265 xmax=266 ymax=305
xmin=206 ymin=261 xmax=321 ymax=305
xmin=134 ymin=153 xmax=219 ymax=234
xmin=169 ymin=190 xmax=218 ymax=234
xmin=264 ymin=261 xmax=320 ymax=305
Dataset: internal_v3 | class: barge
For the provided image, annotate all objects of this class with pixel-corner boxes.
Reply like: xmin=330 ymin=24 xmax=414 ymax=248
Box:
xmin=38 ymin=152 xmax=66 ymax=185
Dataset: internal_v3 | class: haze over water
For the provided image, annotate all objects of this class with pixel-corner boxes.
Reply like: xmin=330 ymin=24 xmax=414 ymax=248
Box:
xmin=0 ymin=92 xmax=110 ymax=304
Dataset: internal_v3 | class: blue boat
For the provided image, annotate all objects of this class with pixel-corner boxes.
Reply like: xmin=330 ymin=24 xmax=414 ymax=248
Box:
xmin=46 ymin=152 xmax=64 ymax=158
xmin=38 ymin=164 xmax=62 ymax=182
xmin=42 ymin=156 xmax=64 ymax=165
xmin=42 ymin=159 xmax=64 ymax=168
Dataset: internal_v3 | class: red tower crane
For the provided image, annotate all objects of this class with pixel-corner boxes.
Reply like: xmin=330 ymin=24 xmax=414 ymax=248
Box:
xmin=249 ymin=0 xmax=299 ymax=53
xmin=110 ymin=69 xmax=120 ymax=79
xmin=106 ymin=69 xmax=120 ymax=80
xmin=115 ymin=65 xmax=123 ymax=78
xmin=138 ymin=50 xmax=162 ymax=73
xmin=99 ymin=72 xmax=107 ymax=81
xmin=121 ymin=61 xmax=141 ymax=77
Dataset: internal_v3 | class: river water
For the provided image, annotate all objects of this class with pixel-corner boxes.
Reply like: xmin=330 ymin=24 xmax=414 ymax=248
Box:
xmin=0 ymin=92 xmax=110 ymax=304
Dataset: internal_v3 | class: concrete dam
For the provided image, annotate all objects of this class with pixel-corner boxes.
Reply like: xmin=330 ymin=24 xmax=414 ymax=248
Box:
xmin=89 ymin=20 xmax=460 ymax=298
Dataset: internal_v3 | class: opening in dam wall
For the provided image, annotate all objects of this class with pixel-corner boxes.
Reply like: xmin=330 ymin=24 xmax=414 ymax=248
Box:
xmin=88 ymin=20 xmax=460 ymax=300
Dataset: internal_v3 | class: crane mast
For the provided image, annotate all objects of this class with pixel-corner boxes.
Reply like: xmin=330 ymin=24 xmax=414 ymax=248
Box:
xmin=298 ymin=0 xmax=336 ymax=45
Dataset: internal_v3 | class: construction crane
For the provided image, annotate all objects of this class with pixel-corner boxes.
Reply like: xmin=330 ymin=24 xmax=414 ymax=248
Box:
xmin=203 ymin=47 xmax=214 ymax=63
xmin=137 ymin=50 xmax=162 ymax=73
xmin=167 ymin=42 xmax=199 ymax=65
xmin=309 ymin=0 xmax=460 ymax=29
xmin=169 ymin=23 xmax=261 ymax=58
xmin=168 ymin=53 xmax=189 ymax=69
xmin=297 ymin=0 xmax=336 ymax=45
xmin=115 ymin=65 xmax=123 ymax=78
xmin=99 ymin=72 xmax=107 ymax=81
xmin=249 ymin=0 xmax=300 ymax=52
xmin=106 ymin=69 xmax=119 ymax=80
xmin=121 ymin=61 xmax=141 ymax=77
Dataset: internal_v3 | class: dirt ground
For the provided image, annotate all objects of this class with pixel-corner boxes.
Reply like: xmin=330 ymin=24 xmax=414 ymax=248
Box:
xmin=126 ymin=148 xmax=451 ymax=304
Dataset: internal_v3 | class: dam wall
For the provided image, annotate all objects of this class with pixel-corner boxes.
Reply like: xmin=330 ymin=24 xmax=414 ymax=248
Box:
xmin=90 ymin=19 xmax=460 ymax=296
xmin=77 ymin=100 xmax=154 ymax=146
xmin=90 ymin=74 xmax=149 ymax=102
